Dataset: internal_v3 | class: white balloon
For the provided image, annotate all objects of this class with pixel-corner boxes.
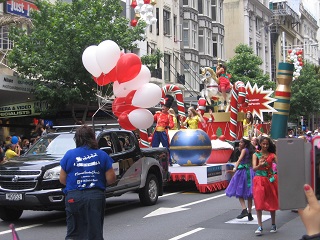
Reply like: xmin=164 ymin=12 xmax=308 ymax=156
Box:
xmin=132 ymin=83 xmax=162 ymax=108
xmin=113 ymin=81 xmax=133 ymax=97
xmin=82 ymin=45 xmax=102 ymax=77
xmin=150 ymin=17 xmax=157 ymax=24
xmin=146 ymin=5 xmax=153 ymax=12
xmin=128 ymin=109 xmax=154 ymax=129
xmin=96 ymin=40 xmax=121 ymax=74
xmin=123 ymin=65 xmax=151 ymax=90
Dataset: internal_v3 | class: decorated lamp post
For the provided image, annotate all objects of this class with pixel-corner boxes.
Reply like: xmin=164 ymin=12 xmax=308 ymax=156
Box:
xmin=270 ymin=62 xmax=294 ymax=139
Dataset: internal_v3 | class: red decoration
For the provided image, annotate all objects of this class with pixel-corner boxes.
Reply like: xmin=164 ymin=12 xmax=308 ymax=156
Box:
xmin=144 ymin=0 xmax=151 ymax=3
xmin=112 ymin=97 xmax=138 ymax=117
xmin=219 ymin=135 xmax=226 ymax=141
xmin=118 ymin=110 xmax=136 ymax=130
xmin=300 ymin=62 xmax=304 ymax=66
xmin=116 ymin=53 xmax=142 ymax=84
xmin=288 ymin=49 xmax=292 ymax=54
xmin=211 ymin=134 xmax=217 ymax=140
xmin=125 ymin=90 xmax=136 ymax=105
xmin=130 ymin=0 xmax=137 ymax=8
xmin=93 ymin=73 xmax=111 ymax=86
xmin=103 ymin=67 xmax=117 ymax=83
xmin=130 ymin=19 xmax=138 ymax=27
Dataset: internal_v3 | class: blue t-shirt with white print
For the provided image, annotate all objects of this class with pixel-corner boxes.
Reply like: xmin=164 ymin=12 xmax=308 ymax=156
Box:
xmin=60 ymin=146 xmax=114 ymax=194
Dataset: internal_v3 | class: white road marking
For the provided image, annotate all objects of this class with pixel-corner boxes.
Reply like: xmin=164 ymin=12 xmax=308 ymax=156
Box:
xmin=168 ymin=228 xmax=205 ymax=240
xmin=144 ymin=193 xmax=226 ymax=218
xmin=225 ymin=214 xmax=271 ymax=225
xmin=0 ymin=224 xmax=42 ymax=235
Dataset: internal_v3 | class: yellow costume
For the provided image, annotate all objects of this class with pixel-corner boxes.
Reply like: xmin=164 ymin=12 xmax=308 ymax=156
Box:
xmin=243 ymin=119 xmax=253 ymax=137
xmin=184 ymin=116 xmax=201 ymax=129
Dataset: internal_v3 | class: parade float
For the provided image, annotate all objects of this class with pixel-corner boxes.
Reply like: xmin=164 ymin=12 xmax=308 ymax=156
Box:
xmin=81 ymin=37 xmax=294 ymax=193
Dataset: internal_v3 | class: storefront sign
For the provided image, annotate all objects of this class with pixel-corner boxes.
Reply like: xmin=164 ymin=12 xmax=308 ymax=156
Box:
xmin=6 ymin=0 xmax=38 ymax=18
xmin=0 ymin=101 xmax=48 ymax=118
xmin=0 ymin=75 xmax=34 ymax=93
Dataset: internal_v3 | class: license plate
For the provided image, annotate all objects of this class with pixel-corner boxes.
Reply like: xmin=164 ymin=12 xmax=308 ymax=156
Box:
xmin=5 ymin=193 xmax=23 ymax=201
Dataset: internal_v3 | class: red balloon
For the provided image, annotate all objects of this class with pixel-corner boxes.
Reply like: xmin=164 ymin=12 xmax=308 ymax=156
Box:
xmin=130 ymin=0 xmax=137 ymax=8
xmin=148 ymin=136 xmax=152 ymax=142
xmin=219 ymin=135 xmax=226 ymax=141
xmin=288 ymin=49 xmax=292 ymax=54
xmin=118 ymin=110 xmax=136 ymax=130
xmin=144 ymin=0 xmax=151 ymax=3
xmin=300 ymin=62 xmax=304 ymax=66
xmin=112 ymin=97 xmax=138 ymax=117
xmin=104 ymin=67 xmax=117 ymax=83
xmin=93 ymin=73 xmax=111 ymax=86
xmin=125 ymin=90 xmax=136 ymax=105
xmin=131 ymin=19 xmax=138 ymax=27
xmin=116 ymin=53 xmax=142 ymax=83
xmin=211 ymin=134 xmax=218 ymax=140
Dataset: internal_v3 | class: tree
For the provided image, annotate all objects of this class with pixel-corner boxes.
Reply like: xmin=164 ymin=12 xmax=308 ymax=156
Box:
xmin=8 ymin=0 xmax=146 ymax=122
xmin=289 ymin=62 xmax=320 ymax=126
xmin=227 ymin=44 xmax=275 ymax=90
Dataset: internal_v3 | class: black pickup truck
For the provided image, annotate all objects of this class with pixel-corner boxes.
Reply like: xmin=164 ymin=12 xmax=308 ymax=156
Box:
xmin=0 ymin=126 xmax=170 ymax=221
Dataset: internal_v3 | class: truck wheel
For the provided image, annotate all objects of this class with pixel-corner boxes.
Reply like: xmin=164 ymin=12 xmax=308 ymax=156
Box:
xmin=139 ymin=173 xmax=159 ymax=206
xmin=0 ymin=207 xmax=23 ymax=221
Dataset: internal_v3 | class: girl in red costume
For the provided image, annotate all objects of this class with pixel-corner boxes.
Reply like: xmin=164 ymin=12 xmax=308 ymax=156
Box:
xmin=216 ymin=64 xmax=231 ymax=105
xmin=252 ymin=136 xmax=278 ymax=236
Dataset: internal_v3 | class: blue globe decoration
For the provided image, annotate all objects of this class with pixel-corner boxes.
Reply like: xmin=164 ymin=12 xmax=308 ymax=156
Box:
xmin=170 ymin=129 xmax=212 ymax=166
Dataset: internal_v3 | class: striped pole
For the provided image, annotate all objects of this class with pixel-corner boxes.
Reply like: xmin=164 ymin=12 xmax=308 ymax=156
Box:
xmin=229 ymin=81 xmax=246 ymax=140
xmin=270 ymin=62 xmax=294 ymax=139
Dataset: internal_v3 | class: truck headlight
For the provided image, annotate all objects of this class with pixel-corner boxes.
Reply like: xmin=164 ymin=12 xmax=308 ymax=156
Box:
xmin=43 ymin=166 xmax=61 ymax=180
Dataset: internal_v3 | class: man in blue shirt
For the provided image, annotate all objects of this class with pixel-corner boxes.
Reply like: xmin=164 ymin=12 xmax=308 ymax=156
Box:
xmin=60 ymin=125 xmax=116 ymax=240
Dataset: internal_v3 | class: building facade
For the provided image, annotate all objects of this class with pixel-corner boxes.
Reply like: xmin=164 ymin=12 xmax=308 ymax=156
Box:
xmin=224 ymin=0 xmax=273 ymax=79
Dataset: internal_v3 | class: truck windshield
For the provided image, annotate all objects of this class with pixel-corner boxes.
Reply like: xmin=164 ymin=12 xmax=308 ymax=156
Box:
xmin=25 ymin=134 xmax=76 ymax=156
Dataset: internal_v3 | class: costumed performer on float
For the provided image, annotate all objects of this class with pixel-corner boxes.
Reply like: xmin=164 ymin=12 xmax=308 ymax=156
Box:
xmin=181 ymin=107 xmax=205 ymax=129
xmin=151 ymin=95 xmax=175 ymax=165
xmin=216 ymin=63 xmax=232 ymax=106
xmin=243 ymin=111 xmax=254 ymax=139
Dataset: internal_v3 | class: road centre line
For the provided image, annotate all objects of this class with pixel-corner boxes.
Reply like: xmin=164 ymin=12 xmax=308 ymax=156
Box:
xmin=0 ymin=224 xmax=42 ymax=235
xmin=168 ymin=228 xmax=205 ymax=240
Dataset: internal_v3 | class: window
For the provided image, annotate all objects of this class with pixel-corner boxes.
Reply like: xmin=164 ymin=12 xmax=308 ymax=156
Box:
xmin=219 ymin=36 xmax=224 ymax=59
xmin=256 ymin=17 xmax=261 ymax=31
xmin=256 ymin=42 xmax=261 ymax=57
xmin=198 ymin=0 xmax=203 ymax=14
xmin=163 ymin=10 xmax=171 ymax=36
xmin=212 ymin=35 xmax=217 ymax=57
xmin=173 ymin=15 xmax=177 ymax=40
xmin=206 ymin=29 xmax=211 ymax=55
xmin=211 ymin=0 xmax=216 ymax=21
xmin=183 ymin=21 xmax=189 ymax=47
xmin=199 ymin=29 xmax=204 ymax=53
xmin=192 ymin=22 xmax=197 ymax=49
xmin=0 ymin=26 xmax=13 ymax=50
xmin=219 ymin=0 xmax=223 ymax=23
xmin=164 ymin=54 xmax=171 ymax=82
xmin=183 ymin=0 xmax=188 ymax=5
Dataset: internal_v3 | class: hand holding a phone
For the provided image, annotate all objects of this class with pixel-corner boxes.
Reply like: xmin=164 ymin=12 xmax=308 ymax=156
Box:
xmin=298 ymin=184 xmax=320 ymax=236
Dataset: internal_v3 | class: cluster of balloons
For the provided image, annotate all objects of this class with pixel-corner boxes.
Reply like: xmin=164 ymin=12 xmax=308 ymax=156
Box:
xmin=82 ymin=40 xmax=162 ymax=130
xmin=287 ymin=49 xmax=303 ymax=80
xmin=130 ymin=0 xmax=157 ymax=27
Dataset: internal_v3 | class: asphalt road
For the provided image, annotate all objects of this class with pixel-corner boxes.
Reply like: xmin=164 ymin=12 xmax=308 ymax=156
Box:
xmin=0 ymin=182 xmax=307 ymax=240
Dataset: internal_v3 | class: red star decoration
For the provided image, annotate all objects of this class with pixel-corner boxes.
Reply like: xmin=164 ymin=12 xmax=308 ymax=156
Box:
xmin=241 ymin=82 xmax=277 ymax=122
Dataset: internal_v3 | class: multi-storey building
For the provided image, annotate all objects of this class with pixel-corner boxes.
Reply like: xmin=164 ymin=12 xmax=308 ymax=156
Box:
xmin=223 ymin=0 xmax=273 ymax=79
xmin=269 ymin=0 xmax=318 ymax=81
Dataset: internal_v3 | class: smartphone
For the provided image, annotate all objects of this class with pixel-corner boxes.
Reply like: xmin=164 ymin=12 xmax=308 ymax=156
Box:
xmin=276 ymin=138 xmax=311 ymax=210
xmin=311 ymin=136 xmax=320 ymax=199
